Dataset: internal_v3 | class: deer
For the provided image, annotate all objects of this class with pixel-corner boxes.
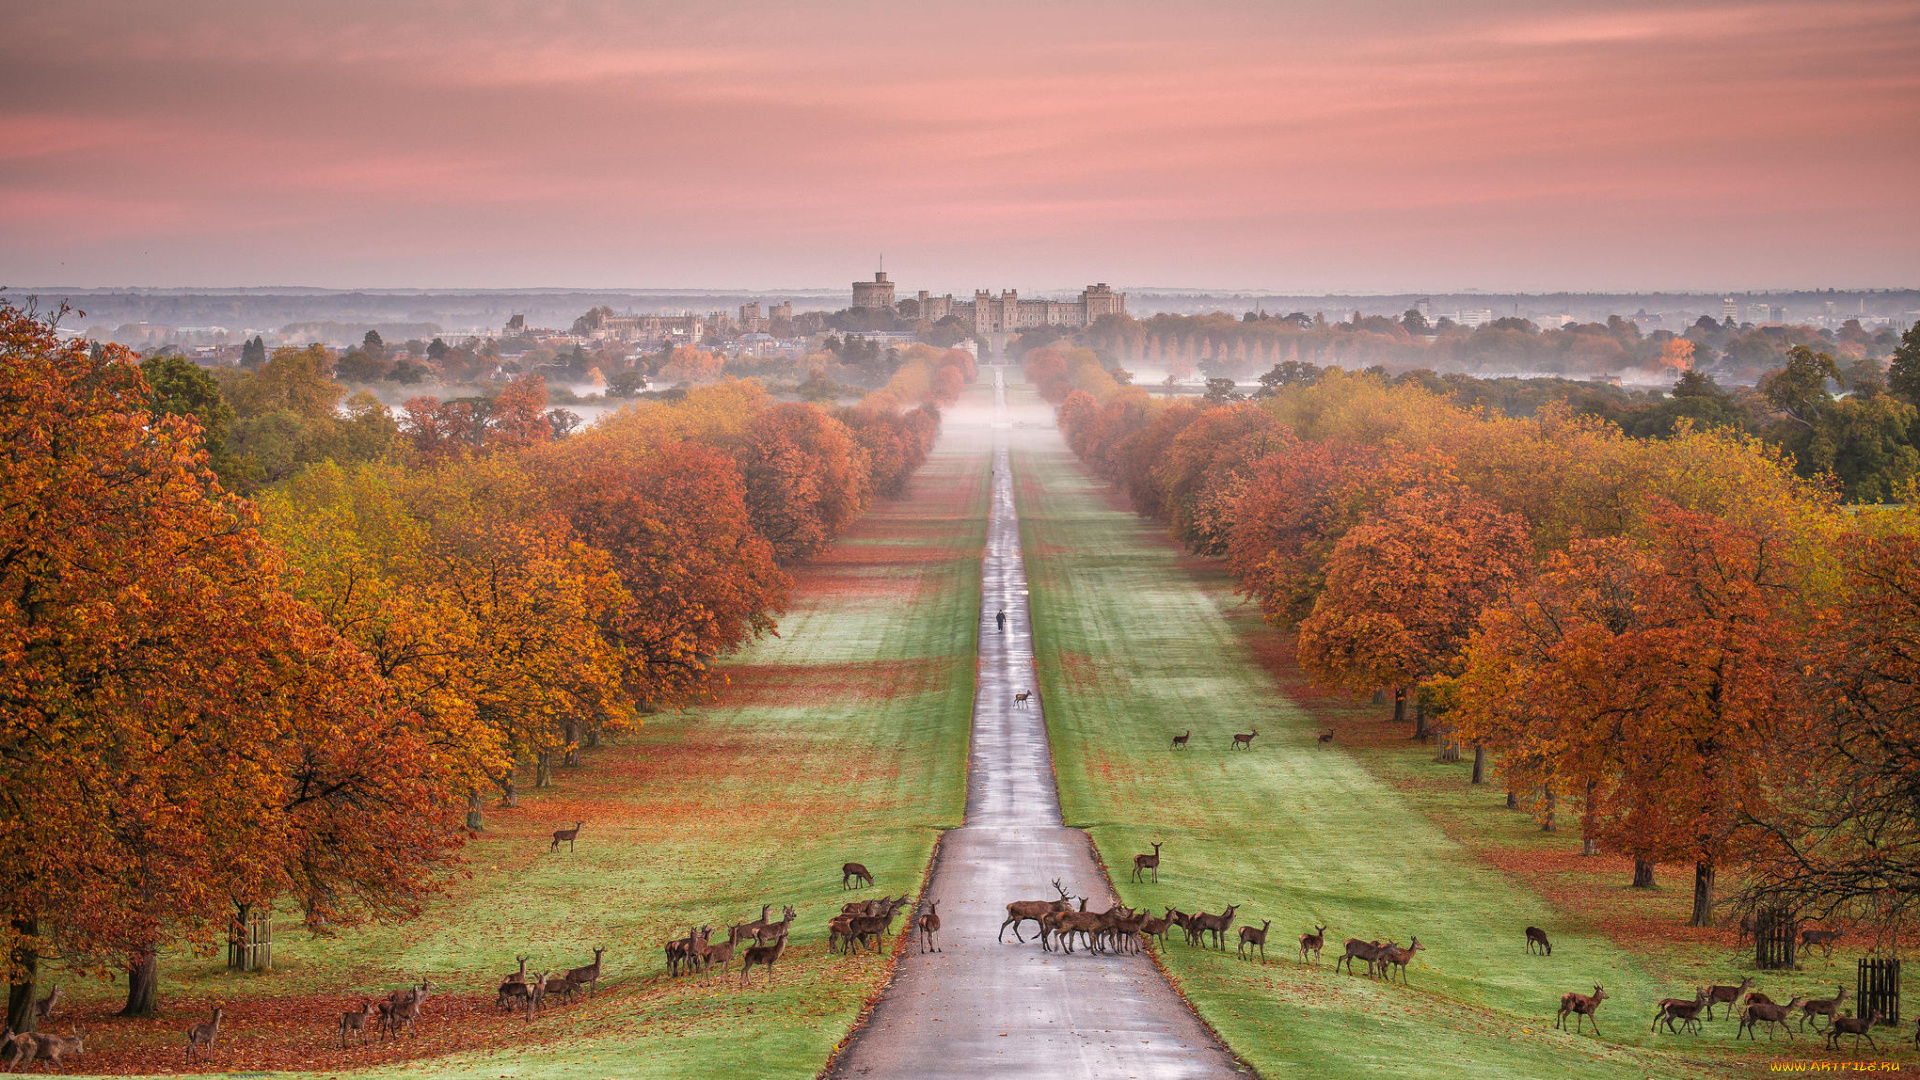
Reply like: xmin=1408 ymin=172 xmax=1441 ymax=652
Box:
xmin=1336 ymin=937 xmax=1388 ymax=977
xmin=566 ymin=946 xmax=606 ymax=997
xmin=693 ymin=931 xmax=733 ymax=978
xmin=1800 ymin=985 xmax=1850 ymax=1032
xmin=0 ymin=1029 xmax=35 ymax=1071
xmin=758 ymin=905 xmax=799 ymax=944
xmin=1652 ymin=988 xmax=1708 ymax=1034
xmin=1139 ymin=910 xmax=1175 ymax=949
xmin=1703 ymin=975 xmax=1756 ymax=1020
xmin=664 ymin=927 xmax=697 ymax=977
xmin=1378 ymin=937 xmax=1425 ymax=984
xmin=1190 ymin=905 xmax=1239 ymax=951
xmin=1525 ymin=926 xmax=1552 ymax=956
xmin=918 ymin=901 xmax=942 ymax=953
xmin=842 ymin=862 xmax=874 ymax=890
xmin=549 ymin=820 xmax=584 ymax=853
xmin=33 ymin=984 xmax=61 ymax=1023
xmin=1556 ymin=985 xmax=1608 ymax=1035
xmin=1299 ymin=925 xmax=1328 ymax=964
xmin=1170 ymin=730 xmax=1190 ymax=750
xmin=1237 ymin=920 xmax=1272 ymax=963
xmin=1000 ymin=879 xmax=1075 ymax=943
xmin=497 ymin=955 xmax=531 ymax=1009
xmin=1131 ymin=842 xmax=1163 ymax=884
xmin=339 ymin=999 xmax=373 ymax=1047
xmin=1800 ymin=926 xmax=1843 ymax=962
xmin=12 ymin=1028 xmax=83 ymax=1073
xmin=1738 ymin=995 xmax=1806 ymax=1041
xmin=734 ymin=905 xmax=773 ymax=945
xmin=1051 ymin=903 xmax=1110 ymax=955
xmin=386 ymin=980 xmax=433 ymax=1037
xmin=1826 ymin=1008 xmax=1884 ymax=1052
xmin=739 ymin=931 xmax=789 ymax=987
xmin=185 ymin=1005 xmax=224 ymax=1064
xmin=1317 ymin=728 xmax=1335 ymax=746
xmin=520 ymin=971 xmax=549 ymax=1019
xmin=1013 ymin=690 xmax=1033 ymax=708
xmin=1231 ymin=727 xmax=1258 ymax=750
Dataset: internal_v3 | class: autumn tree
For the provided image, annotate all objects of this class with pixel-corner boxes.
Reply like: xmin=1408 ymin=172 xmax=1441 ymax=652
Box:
xmin=737 ymin=403 xmax=872 ymax=562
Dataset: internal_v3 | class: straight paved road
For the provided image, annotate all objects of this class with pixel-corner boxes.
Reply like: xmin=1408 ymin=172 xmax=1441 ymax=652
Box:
xmin=829 ymin=369 xmax=1240 ymax=1080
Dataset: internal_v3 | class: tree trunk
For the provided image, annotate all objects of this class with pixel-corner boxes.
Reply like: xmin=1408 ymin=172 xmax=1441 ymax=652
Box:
xmin=1413 ymin=697 xmax=1431 ymax=742
xmin=1506 ymin=789 xmax=1519 ymax=810
xmin=120 ymin=950 xmax=159 ymax=1017
xmin=1540 ymin=787 xmax=1555 ymax=832
xmin=1471 ymin=745 xmax=1486 ymax=785
xmin=563 ymin=720 xmax=581 ymax=767
xmin=466 ymin=791 xmax=485 ymax=831
xmin=7 ymin=919 xmax=37 ymax=1035
xmin=1582 ymin=838 xmax=1598 ymax=856
xmin=584 ymin=725 xmax=600 ymax=749
xmin=1690 ymin=861 xmax=1716 ymax=927
xmin=498 ymin=769 xmax=517 ymax=808
xmin=1633 ymin=859 xmax=1656 ymax=888
xmin=535 ymin=752 xmax=553 ymax=788
xmin=1392 ymin=687 xmax=1406 ymax=724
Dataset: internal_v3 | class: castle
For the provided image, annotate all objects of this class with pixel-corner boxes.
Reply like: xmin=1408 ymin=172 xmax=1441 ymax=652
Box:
xmin=852 ymin=272 xmax=1126 ymax=334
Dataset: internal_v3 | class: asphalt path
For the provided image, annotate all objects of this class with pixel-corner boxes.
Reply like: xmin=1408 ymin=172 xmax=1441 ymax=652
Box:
xmin=829 ymin=369 xmax=1241 ymax=1079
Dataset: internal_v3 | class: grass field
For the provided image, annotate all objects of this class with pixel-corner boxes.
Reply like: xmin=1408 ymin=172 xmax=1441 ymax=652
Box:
xmin=46 ymin=418 xmax=989 ymax=1078
xmin=1010 ymin=381 xmax=1911 ymax=1078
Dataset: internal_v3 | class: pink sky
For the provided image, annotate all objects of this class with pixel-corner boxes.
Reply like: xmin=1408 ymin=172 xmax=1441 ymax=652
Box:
xmin=2 ymin=0 xmax=1916 ymax=292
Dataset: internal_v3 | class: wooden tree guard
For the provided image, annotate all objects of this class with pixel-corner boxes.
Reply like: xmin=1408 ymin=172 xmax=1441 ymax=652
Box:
xmin=1755 ymin=908 xmax=1797 ymax=970
xmin=1859 ymin=958 xmax=1900 ymax=1026
xmin=228 ymin=911 xmax=273 ymax=972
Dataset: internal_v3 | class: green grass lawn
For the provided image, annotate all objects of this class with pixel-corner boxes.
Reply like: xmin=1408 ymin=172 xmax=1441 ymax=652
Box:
xmin=1009 ymin=383 xmax=1897 ymax=1078
xmin=51 ymin=417 xmax=989 ymax=1078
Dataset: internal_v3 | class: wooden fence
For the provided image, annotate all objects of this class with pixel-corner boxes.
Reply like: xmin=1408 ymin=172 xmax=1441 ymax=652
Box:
xmin=1755 ymin=908 xmax=1797 ymax=970
xmin=228 ymin=911 xmax=273 ymax=972
xmin=1859 ymin=957 xmax=1901 ymax=1026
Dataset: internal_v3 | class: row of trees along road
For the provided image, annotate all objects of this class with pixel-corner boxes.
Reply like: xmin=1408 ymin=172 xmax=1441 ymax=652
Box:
xmin=0 ymin=301 xmax=971 ymax=1030
xmin=1033 ymin=330 xmax=1920 ymax=944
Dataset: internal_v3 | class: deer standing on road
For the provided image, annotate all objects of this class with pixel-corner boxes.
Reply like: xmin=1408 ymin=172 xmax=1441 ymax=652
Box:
xmin=1170 ymin=730 xmax=1190 ymax=750
xmin=1299 ymin=925 xmax=1328 ymax=964
xmin=843 ymin=862 xmax=874 ymax=890
xmin=1013 ymin=690 xmax=1033 ymax=709
xmin=185 ymin=1006 xmax=224 ymax=1064
xmin=999 ymin=879 xmax=1074 ymax=943
xmin=550 ymin=821 xmax=584 ymax=853
xmin=1131 ymin=842 xmax=1163 ymax=883
xmin=1231 ymin=727 xmax=1258 ymax=750
xmin=1525 ymin=926 xmax=1552 ymax=955
xmin=918 ymin=901 xmax=942 ymax=953
xmin=1556 ymin=985 xmax=1608 ymax=1035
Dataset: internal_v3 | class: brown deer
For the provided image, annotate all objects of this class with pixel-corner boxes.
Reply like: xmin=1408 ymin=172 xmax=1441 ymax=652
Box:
xmin=1703 ymin=975 xmax=1756 ymax=1020
xmin=1299 ymin=925 xmax=1328 ymax=964
xmin=520 ymin=971 xmax=549 ymax=1019
xmin=1336 ymin=937 xmax=1387 ymax=977
xmin=842 ymin=862 xmax=874 ymax=890
xmin=549 ymin=821 xmax=584 ymax=853
xmin=1170 ymin=730 xmax=1190 ymax=750
xmin=1316 ymin=728 xmax=1335 ymax=746
xmin=339 ymin=999 xmax=373 ymax=1047
xmin=385 ymin=980 xmax=433 ymax=1037
xmin=1140 ymin=910 xmax=1175 ymax=948
xmin=1652 ymin=988 xmax=1708 ymax=1034
xmin=0 ymin=1029 xmax=39 ymax=1072
xmin=11 ymin=1028 xmax=84 ymax=1073
xmin=1378 ymin=938 xmax=1425 ymax=984
xmin=566 ymin=946 xmax=606 ymax=997
xmin=739 ymin=931 xmax=789 ymax=987
xmin=1826 ymin=1008 xmax=1884 ymax=1052
xmin=1738 ymin=995 xmax=1806 ymax=1041
xmin=999 ymin=879 xmax=1074 ymax=943
xmin=664 ymin=927 xmax=697 ymax=977
xmin=1556 ymin=985 xmax=1608 ymax=1034
xmin=33 ymin=984 xmax=62 ymax=1023
xmin=918 ymin=901 xmax=942 ymax=953
xmin=1800 ymin=985 xmax=1850 ymax=1032
xmin=497 ymin=955 xmax=530 ymax=1009
xmin=1525 ymin=926 xmax=1552 ymax=956
xmin=1237 ymin=920 xmax=1271 ymax=963
xmin=185 ymin=1006 xmax=223 ymax=1064
xmin=1800 ymin=926 xmax=1843 ymax=962
xmin=544 ymin=973 xmax=583 ymax=1003
xmin=758 ymin=905 xmax=799 ymax=944
xmin=1131 ymin=842 xmax=1163 ymax=884
xmin=1231 ymin=727 xmax=1258 ymax=750
xmin=734 ymin=905 xmax=772 ymax=945
xmin=1013 ymin=690 xmax=1033 ymax=708
xmin=1190 ymin=905 xmax=1239 ymax=951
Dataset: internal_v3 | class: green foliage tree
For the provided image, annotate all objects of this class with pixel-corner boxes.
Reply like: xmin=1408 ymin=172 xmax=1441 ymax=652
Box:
xmin=139 ymin=354 xmax=236 ymax=482
xmin=1887 ymin=324 xmax=1920 ymax=407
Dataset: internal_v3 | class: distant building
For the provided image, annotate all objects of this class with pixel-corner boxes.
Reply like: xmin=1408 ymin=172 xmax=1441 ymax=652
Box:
xmin=865 ymin=277 xmax=1126 ymax=334
xmin=852 ymin=271 xmax=897 ymax=310
xmin=1458 ymin=309 xmax=1495 ymax=328
xmin=1723 ymin=297 xmax=1740 ymax=323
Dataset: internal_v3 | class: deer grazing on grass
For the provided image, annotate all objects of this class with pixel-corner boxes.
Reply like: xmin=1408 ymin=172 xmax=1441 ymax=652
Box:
xmin=1826 ymin=1008 xmax=1884 ymax=1052
xmin=1525 ymin=926 xmax=1552 ymax=956
xmin=1652 ymin=988 xmax=1708 ymax=1034
xmin=1336 ymin=937 xmax=1388 ymax=977
xmin=1377 ymin=938 xmax=1425 ymax=984
xmin=1131 ymin=842 xmax=1163 ymax=884
xmin=1299 ymin=925 xmax=1328 ymax=964
xmin=1237 ymin=921 xmax=1271 ymax=963
xmin=550 ymin=821 xmax=584 ymax=853
xmin=1013 ymin=690 xmax=1033 ymax=708
xmin=185 ymin=1006 xmax=224 ymax=1064
xmin=1000 ymin=879 xmax=1074 ymax=943
xmin=566 ymin=946 xmax=607 ymax=997
xmin=1800 ymin=985 xmax=1849 ymax=1032
xmin=9 ymin=1028 xmax=84 ymax=1073
xmin=1231 ymin=727 xmax=1258 ymax=751
xmin=1171 ymin=730 xmax=1190 ymax=750
xmin=740 ymin=931 xmax=789 ymax=987
xmin=1317 ymin=728 xmax=1334 ymax=746
xmin=1703 ymin=975 xmax=1756 ymax=1021
xmin=1190 ymin=905 xmax=1239 ymax=951
xmin=1738 ymin=995 xmax=1806 ymax=1041
xmin=33 ymin=984 xmax=61 ymax=1023
xmin=1556 ymin=985 xmax=1608 ymax=1035
xmin=842 ymin=862 xmax=874 ymax=890
xmin=918 ymin=901 xmax=942 ymax=953
xmin=339 ymin=1000 xmax=373 ymax=1047
xmin=1800 ymin=925 xmax=1843 ymax=963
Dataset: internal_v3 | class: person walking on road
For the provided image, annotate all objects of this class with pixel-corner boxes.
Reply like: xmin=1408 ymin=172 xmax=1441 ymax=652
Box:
xmin=996 ymin=609 xmax=1007 ymax=631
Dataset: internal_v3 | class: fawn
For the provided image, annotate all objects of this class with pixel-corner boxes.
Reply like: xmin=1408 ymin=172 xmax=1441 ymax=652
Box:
xmin=339 ymin=999 xmax=373 ymax=1047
